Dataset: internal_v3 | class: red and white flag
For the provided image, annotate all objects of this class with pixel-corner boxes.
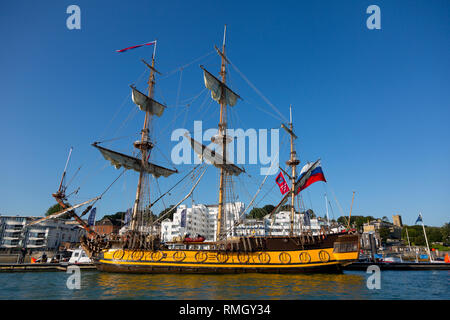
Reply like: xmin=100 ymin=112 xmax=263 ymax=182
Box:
xmin=116 ymin=41 xmax=156 ymax=53
xmin=275 ymin=172 xmax=289 ymax=195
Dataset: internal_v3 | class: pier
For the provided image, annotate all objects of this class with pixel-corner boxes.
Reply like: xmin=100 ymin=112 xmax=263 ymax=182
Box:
xmin=0 ymin=263 xmax=96 ymax=272
xmin=344 ymin=261 xmax=450 ymax=271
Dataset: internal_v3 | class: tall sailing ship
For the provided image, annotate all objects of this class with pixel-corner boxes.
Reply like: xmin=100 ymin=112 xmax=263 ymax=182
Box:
xmin=32 ymin=29 xmax=359 ymax=273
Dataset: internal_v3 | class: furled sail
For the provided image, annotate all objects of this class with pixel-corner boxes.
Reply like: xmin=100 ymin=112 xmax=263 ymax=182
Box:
xmin=201 ymin=65 xmax=241 ymax=107
xmin=183 ymin=133 xmax=244 ymax=176
xmin=93 ymin=144 xmax=177 ymax=178
xmin=130 ymin=85 xmax=166 ymax=117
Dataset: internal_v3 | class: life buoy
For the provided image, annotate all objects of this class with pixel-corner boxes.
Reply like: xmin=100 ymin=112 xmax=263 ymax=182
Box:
xmin=299 ymin=251 xmax=311 ymax=263
xmin=237 ymin=252 xmax=250 ymax=263
xmin=151 ymin=251 xmax=163 ymax=262
xmin=319 ymin=250 xmax=330 ymax=263
xmin=173 ymin=251 xmax=186 ymax=262
xmin=195 ymin=251 xmax=208 ymax=263
xmin=258 ymin=252 xmax=271 ymax=264
xmin=131 ymin=250 xmax=144 ymax=261
xmin=279 ymin=252 xmax=291 ymax=264
xmin=112 ymin=249 xmax=124 ymax=260
xmin=216 ymin=252 xmax=228 ymax=263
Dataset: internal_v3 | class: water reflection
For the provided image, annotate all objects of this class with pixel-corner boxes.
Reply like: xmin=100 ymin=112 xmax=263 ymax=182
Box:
xmin=1 ymin=270 xmax=448 ymax=299
xmin=93 ymin=272 xmax=367 ymax=300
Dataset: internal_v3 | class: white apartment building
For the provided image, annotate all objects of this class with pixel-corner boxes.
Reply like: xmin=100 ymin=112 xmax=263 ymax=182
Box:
xmin=160 ymin=204 xmax=336 ymax=241
xmin=264 ymin=211 xmax=324 ymax=236
xmin=0 ymin=216 xmax=84 ymax=250
xmin=234 ymin=219 xmax=266 ymax=237
xmin=161 ymin=202 xmax=245 ymax=242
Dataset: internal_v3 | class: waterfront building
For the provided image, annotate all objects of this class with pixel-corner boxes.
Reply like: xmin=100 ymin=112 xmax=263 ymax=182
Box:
xmin=392 ymin=214 xmax=403 ymax=227
xmin=206 ymin=202 xmax=246 ymax=239
xmin=161 ymin=202 xmax=245 ymax=242
xmin=0 ymin=215 xmax=83 ymax=251
xmin=264 ymin=211 xmax=325 ymax=236
xmin=363 ymin=218 xmax=402 ymax=240
xmin=160 ymin=203 xmax=334 ymax=241
xmin=92 ymin=216 xmax=122 ymax=237
xmin=234 ymin=219 xmax=266 ymax=237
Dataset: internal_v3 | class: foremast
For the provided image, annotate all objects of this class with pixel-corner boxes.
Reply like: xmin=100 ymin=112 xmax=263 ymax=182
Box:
xmin=92 ymin=42 xmax=177 ymax=244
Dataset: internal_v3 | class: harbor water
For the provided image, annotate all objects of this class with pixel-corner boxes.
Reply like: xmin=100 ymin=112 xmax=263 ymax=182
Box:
xmin=0 ymin=270 xmax=448 ymax=300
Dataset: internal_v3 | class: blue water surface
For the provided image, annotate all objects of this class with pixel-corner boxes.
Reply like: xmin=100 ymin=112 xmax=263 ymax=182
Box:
xmin=0 ymin=270 xmax=448 ymax=300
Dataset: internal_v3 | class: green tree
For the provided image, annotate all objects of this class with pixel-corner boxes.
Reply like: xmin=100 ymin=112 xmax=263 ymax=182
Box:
xmin=441 ymin=222 xmax=450 ymax=244
xmin=104 ymin=211 xmax=125 ymax=220
xmin=262 ymin=204 xmax=275 ymax=215
xmin=103 ymin=211 xmax=126 ymax=224
xmin=378 ymin=227 xmax=390 ymax=244
xmin=247 ymin=207 xmax=268 ymax=220
xmin=337 ymin=215 xmax=375 ymax=230
xmin=159 ymin=205 xmax=176 ymax=220
xmin=427 ymin=227 xmax=443 ymax=243
xmin=337 ymin=216 xmax=348 ymax=226
xmin=278 ymin=204 xmax=291 ymax=212
xmin=45 ymin=203 xmax=71 ymax=219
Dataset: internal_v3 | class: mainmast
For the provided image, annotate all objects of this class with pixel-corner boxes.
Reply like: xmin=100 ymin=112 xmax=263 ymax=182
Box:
xmin=195 ymin=26 xmax=242 ymax=241
xmin=216 ymin=25 xmax=228 ymax=242
xmin=130 ymin=54 xmax=157 ymax=231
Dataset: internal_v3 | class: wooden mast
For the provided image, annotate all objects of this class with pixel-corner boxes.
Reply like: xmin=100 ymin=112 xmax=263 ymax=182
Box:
xmin=216 ymin=25 xmax=227 ymax=242
xmin=347 ymin=191 xmax=355 ymax=230
xmin=287 ymin=105 xmax=300 ymax=236
xmin=130 ymin=54 xmax=156 ymax=231
xmin=52 ymin=148 xmax=97 ymax=236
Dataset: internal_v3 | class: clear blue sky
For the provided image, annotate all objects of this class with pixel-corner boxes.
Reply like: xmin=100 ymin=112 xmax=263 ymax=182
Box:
xmin=0 ymin=0 xmax=448 ymax=227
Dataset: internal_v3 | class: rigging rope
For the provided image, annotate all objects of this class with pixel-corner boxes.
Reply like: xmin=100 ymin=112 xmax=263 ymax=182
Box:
xmin=224 ymin=152 xmax=280 ymax=234
xmin=149 ymin=164 xmax=202 ymax=209
xmin=227 ymin=56 xmax=288 ymax=123
xmin=160 ymin=50 xmax=216 ymax=80
xmin=97 ymin=68 xmax=148 ymax=141
xmin=153 ymin=165 xmax=207 ymax=224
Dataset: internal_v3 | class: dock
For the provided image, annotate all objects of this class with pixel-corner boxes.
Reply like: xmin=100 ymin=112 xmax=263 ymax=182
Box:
xmin=0 ymin=263 xmax=97 ymax=272
xmin=344 ymin=261 xmax=450 ymax=271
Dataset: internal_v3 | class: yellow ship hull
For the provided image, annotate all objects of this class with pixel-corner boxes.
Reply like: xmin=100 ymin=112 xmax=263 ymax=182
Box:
xmin=94 ymin=245 xmax=358 ymax=274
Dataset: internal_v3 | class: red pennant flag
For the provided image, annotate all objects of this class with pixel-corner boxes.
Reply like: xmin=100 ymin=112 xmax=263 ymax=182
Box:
xmin=275 ymin=172 xmax=289 ymax=195
xmin=116 ymin=41 xmax=156 ymax=53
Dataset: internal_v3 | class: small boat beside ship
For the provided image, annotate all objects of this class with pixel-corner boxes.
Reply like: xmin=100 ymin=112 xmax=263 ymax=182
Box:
xmin=67 ymin=247 xmax=92 ymax=264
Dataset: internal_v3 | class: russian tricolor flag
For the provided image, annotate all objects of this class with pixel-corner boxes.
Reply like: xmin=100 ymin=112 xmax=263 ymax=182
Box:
xmin=296 ymin=161 xmax=327 ymax=194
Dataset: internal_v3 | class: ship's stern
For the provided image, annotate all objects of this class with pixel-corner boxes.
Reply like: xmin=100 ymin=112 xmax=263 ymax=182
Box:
xmin=332 ymin=233 xmax=360 ymax=266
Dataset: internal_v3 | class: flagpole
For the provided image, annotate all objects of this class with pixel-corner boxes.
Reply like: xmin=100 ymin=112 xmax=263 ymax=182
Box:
xmin=405 ymin=227 xmax=418 ymax=263
xmin=325 ymin=193 xmax=330 ymax=227
xmin=420 ymin=212 xmax=433 ymax=262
